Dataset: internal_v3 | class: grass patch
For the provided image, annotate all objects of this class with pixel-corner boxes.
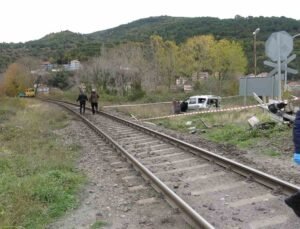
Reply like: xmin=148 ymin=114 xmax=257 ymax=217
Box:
xmin=156 ymin=117 xmax=188 ymax=132
xmin=91 ymin=220 xmax=107 ymax=229
xmin=261 ymin=149 xmax=281 ymax=157
xmin=203 ymin=123 xmax=287 ymax=149
xmin=0 ymin=97 xmax=26 ymax=123
xmin=153 ymin=108 xmax=292 ymax=154
xmin=116 ymin=103 xmax=174 ymax=119
xmin=213 ymin=122 xmax=289 ymax=148
xmin=0 ymin=98 xmax=84 ymax=228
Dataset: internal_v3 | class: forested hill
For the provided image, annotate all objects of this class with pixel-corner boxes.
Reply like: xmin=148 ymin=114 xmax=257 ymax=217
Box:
xmin=1 ymin=16 xmax=300 ymax=73
xmin=90 ymin=16 xmax=300 ymax=43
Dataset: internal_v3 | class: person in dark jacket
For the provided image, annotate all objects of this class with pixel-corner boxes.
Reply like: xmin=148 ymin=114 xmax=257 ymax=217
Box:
xmin=77 ymin=92 xmax=88 ymax=114
xmin=293 ymin=110 xmax=300 ymax=159
xmin=285 ymin=110 xmax=300 ymax=217
xmin=89 ymin=89 xmax=99 ymax=115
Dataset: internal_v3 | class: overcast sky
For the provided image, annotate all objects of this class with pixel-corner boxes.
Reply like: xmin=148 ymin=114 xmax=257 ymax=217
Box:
xmin=1 ymin=0 xmax=299 ymax=43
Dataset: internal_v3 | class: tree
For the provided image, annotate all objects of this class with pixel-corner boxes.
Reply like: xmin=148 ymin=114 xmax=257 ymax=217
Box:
xmin=210 ymin=39 xmax=247 ymax=94
xmin=78 ymin=42 xmax=152 ymax=95
xmin=211 ymin=39 xmax=247 ymax=81
xmin=16 ymin=56 xmax=40 ymax=72
xmin=150 ymin=35 xmax=179 ymax=88
xmin=48 ymin=71 xmax=70 ymax=89
xmin=179 ymin=35 xmax=216 ymax=77
xmin=0 ymin=73 xmax=4 ymax=96
xmin=3 ymin=63 xmax=34 ymax=96
xmin=150 ymin=35 xmax=166 ymax=89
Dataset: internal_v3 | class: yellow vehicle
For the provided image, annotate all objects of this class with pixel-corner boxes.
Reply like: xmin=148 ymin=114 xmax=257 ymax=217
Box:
xmin=25 ymin=88 xmax=35 ymax=97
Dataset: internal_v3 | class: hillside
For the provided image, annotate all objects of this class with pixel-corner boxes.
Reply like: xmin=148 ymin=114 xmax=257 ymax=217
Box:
xmin=1 ymin=16 xmax=300 ymax=74
xmin=90 ymin=16 xmax=300 ymax=43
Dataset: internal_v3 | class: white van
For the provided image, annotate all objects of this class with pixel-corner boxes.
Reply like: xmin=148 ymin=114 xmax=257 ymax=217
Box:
xmin=185 ymin=95 xmax=221 ymax=110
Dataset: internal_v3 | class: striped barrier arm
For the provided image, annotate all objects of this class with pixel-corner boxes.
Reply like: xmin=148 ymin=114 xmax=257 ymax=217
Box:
xmin=140 ymin=105 xmax=259 ymax=121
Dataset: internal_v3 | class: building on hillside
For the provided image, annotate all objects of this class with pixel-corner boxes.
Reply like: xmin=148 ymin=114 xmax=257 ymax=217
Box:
xmin=192 ymin=72 xmax=209 ymax=81
xmin=70 ymin=60 xmax=81 ymax=71
xmin=41 ymin=61 xmax=53 ymax=71
xmin=31 ymin=69 xmax=47 ymax=75
xmin=175 ymin=72 xmax=210 ymax=92
xmin=35 ymin=84 xmax=49 ymax=94
xmin=244 ymin=72 xmax=268 ymax=78
xmin=176 ymin=72 xmax=210 ymax=86
xmin=176 ymin=77 xmax=188 ymax=86
xmin=256 ymin=72 xmax=268 ymax=77
xmin=64 ymin=60 xmax=81 ymax=71
xmin=63 ymin=64 xmax=69 ymax=70
xmin=287 ymin=81 xmax=300 ymax=91
xmin=175 ymin=77 xmax=193 ymax=92
xmin=183 ymin=84 xmax=193 ymax=92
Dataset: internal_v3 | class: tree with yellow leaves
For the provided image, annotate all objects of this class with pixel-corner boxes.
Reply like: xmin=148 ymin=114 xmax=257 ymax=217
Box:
xmin=3 ymin=63 xmax=34 ymax=96
xmin=211 ymin=39 xmax=247 ymax=81
xmin=178 ymin=35 xmax=216 ymax=77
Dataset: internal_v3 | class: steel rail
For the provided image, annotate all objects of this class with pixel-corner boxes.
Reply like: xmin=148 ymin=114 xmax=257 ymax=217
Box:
xmin=45 ymin=99 xmax=214 ymax=229
xmin=101 ymin=108 xmax=300 ymax=195
xmin=46 ymin=98 xmax=300 ymax=195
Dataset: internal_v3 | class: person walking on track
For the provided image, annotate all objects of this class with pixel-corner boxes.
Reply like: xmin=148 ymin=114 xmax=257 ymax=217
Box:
xmin=89 ymin=88 xmax=99 ymax=115
xmin=77 ymin=91 xmax=88 ymax=114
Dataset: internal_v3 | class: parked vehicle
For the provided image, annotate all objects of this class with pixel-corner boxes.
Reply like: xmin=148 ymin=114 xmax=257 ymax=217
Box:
xmin=19 ymin=88 xmax=35 ymax=97
xmin=25 ymin=88 xmax=35 ymax=97
xmin=184 ymin=95 xmax=221 ymax=110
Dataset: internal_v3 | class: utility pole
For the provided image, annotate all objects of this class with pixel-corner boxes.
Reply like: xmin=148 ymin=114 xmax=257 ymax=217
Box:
xmin=253 ymin=28 xmax=260 ymax=76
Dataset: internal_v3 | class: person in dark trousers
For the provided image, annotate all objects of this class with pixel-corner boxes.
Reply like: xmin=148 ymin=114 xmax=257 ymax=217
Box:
xmin=89 ymin=89 xmax=99 ymax=115
xmin=77 ymin=91 xmax=88 ymax=114
xmin=285 ymin=110 xmax=300 ymax=217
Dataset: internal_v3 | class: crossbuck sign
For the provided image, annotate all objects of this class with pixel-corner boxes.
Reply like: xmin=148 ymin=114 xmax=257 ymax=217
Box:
xmin=264 ymin=31 xmax=298 ymax=99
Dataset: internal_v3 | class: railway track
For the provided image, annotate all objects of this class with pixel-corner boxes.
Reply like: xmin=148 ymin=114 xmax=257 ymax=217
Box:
xmin=44 ymin=98 xmax=300 ymax=229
